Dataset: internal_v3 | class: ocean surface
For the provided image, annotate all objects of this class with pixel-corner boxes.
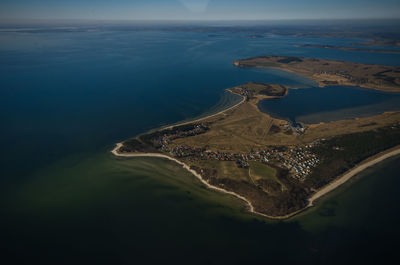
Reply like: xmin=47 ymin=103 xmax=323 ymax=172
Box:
xmin=1 ymin=25 xmax=400 ymax=264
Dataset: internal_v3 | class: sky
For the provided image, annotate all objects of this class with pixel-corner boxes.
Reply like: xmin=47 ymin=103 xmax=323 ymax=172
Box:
xmin=1 ymin=0 xmax=400 ymax=21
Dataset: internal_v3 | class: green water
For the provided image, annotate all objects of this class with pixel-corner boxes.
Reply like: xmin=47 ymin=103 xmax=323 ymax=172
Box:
xmin=4 ymin=151 xmax=399 ymax=264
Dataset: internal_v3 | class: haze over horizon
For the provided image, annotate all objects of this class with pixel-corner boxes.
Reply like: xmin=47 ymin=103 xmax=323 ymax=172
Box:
xmin=1 ymin=0 xmax=400 ymax=21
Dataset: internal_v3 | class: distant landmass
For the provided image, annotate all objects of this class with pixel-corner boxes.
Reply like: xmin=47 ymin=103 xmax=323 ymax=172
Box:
xmin=2 ymin=20 xmax=400 ymax=47
xmin=234 ymin=55 xmax=400 ymax=92
xmin=298 ymin=44 xmax=400 ymax=54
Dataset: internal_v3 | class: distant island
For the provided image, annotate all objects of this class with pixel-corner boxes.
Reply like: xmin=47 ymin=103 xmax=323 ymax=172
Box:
xmin=112 ymin=66 xmax=400 ymax=218
xmin=234 ymin=55 xmax=400 ymax=92
xmin=297 ymin=44 xmax=400 ymax=54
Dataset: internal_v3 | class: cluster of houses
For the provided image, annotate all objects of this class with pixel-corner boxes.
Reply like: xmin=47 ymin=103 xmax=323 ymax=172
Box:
xmin=391 ymin=122 xmax=400 ymax=130
xmin=167 ymin=142 xmax=321 ymax=180
xmin=169 ymin=146 xmax=250 ymax=167
xmin=283 ymin=123 xmax=306 ymax=134
xmin=232 ymin=86 xmax=252 ymax=100
xmin=280 ymin=147 xmax=320 ymax=180
xmin=156 ymin=123 xmax=209 ymax=150
xmin=248 ymin=146 xmax=320 ymax=180
xmin=169 ymin=145 xmax=205 ymax=159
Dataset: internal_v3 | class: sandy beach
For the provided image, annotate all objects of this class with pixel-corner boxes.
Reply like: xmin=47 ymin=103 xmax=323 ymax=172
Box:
xmin=308 ymin=146 xmax=400 ymax=206
xmin=161 ymin=90 xmax=245 ymax=131
xmin=111 ymin=143 xmax=255 ymax=213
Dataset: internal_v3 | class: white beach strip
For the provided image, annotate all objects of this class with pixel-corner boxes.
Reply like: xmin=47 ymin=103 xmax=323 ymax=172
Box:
xmin=160 ymin=91 xmax=245 ymax=131
xmin=308 ymin=146 xmax=400 ymax=206
xmin=111 ymin=143 xmax=255 ymax=213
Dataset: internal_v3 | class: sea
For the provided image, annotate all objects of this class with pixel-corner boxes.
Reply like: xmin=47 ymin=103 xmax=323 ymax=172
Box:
xmin=1 ymin=24 xmax=400 ymax=264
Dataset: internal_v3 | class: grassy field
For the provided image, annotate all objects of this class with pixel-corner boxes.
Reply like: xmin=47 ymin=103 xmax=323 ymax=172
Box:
xmin=188 ymin=158 xmax=286 ymax=195
xmin=249 ymin=161 xmax=276 ymax=181
xmin=248 ymin=161 xmax=285 ymax=193
xmin=190 ymin=160 xmax=250 ymax=182
xmin=170 ymin=97 xmax=299 ymax=152
xmin=190 ymin=160 xmax=280 ymax=185
xmin=170 ymin=89 xmax=400 ymax=153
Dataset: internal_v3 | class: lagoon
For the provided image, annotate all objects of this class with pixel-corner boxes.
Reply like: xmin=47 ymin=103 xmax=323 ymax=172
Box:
xmin=258 ymin=85 xmax=400 ymax=124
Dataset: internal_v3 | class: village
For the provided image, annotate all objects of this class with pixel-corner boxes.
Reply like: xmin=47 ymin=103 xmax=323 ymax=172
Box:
xmin=152 ymin=122 xmax=322 ymax=181
xmin=166 ymin=144 xmax=320 ymax=180
xmin=142 ymin=118 xmax=321 ymax=181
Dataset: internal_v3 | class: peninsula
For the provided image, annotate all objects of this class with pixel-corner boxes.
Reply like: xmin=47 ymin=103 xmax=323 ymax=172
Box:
xmin=233 ymin=55 xmax=400 ymax=92
xmin=112 ymin=79 xmax=400 ymax=218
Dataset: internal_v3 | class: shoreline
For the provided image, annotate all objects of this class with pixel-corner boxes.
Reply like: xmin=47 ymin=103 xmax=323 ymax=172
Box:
xmin=112 ymin=143 xmax=400 ymax=220
xmin=161 ymin=89 xmax=245 ymax=131
xmin=307 ymin=145 xmax=400 ymax=206
xmin=111 ymin=143 xmax=254 ymax=213
xmin=111 ymin=143 xmax=287 ymax=219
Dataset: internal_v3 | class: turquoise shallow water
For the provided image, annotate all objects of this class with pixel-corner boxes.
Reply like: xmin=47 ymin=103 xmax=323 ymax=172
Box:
xmin=1 ymin=25 xmax=400 ymax=264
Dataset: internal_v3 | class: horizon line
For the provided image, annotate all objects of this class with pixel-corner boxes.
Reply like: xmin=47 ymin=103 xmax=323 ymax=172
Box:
xmin=1 ymin=17 xmax=400 ymax=24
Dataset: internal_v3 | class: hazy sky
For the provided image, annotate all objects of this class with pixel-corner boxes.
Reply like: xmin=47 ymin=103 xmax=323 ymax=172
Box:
xmin=1 ymin=0 xmax=400 ymax=20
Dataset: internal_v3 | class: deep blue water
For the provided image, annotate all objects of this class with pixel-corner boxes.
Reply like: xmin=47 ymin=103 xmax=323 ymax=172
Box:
xmin=1 ymin=26 xmax=400 ymax=264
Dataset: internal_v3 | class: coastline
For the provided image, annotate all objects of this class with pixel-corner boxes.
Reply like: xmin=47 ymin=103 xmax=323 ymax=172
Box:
xmin=161 ymin=89 xmax=245 ymax=131
xmin=111 ymin=143 xmax=400 ymax=220
xmin=307 ymin=145 xmax=400 ymax=206
xmin=111 ymin=143 xmax=255 ymax=213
